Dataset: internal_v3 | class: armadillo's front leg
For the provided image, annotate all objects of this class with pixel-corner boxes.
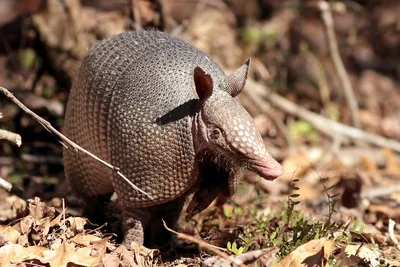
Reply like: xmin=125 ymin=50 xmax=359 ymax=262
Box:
xmin=122 ymin=208 xmax=149 ymax=248
xmin=145 ymin=195 xmax=187 ymax=255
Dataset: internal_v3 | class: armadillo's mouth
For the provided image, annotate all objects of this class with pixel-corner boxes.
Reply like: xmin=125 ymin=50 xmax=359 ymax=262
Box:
xmin=248 ymin=156 xmax=284 ymax=180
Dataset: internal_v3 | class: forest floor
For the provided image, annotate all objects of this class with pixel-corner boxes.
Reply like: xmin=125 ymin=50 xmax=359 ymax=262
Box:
xmin=1 ymin=0 xmax=400 ymax=266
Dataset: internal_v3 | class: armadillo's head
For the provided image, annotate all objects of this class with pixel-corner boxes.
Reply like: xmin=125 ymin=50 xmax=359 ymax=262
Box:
xmin=192 ymin=59 xmax=284 ymax=180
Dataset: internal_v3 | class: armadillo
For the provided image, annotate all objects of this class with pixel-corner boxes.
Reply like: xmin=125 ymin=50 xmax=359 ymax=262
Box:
xmin=63 ymin=30 xmax=284 ymax=251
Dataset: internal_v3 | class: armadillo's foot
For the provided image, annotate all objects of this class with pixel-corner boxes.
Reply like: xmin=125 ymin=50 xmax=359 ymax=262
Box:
xmin=143 ymin=195 xmax=186 ymax=256
xmin=123 ymin=216 xmax=145 ymax=248
xmin=156 ymin=239 xmax=177 ymax=258
xmin=144 ymin=219 xmax=178 ymax=258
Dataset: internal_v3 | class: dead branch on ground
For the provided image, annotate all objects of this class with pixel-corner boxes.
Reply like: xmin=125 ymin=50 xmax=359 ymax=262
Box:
xmin=162 ymin=219 xmax=246 ymax=267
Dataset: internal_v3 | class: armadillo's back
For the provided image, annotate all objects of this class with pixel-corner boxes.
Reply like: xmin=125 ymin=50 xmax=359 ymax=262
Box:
xmin=63 ymin=31 xmax=225 ymax=207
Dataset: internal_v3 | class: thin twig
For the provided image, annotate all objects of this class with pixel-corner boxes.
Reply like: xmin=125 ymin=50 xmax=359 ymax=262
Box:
xmin=203 ymin=247 xmax=278 ymax=266
xmin=0 ymin=112 xmax=22 ymax=146
xmin=304 ymin=48 xmax=331 ymax=107
xmin=0 ymin=177 xmax=12 ymax=193
xmin=361 ymin=186 xmax=400 ymax=200
xmin=0 ymin=129 xmax=22 ymax=147
xmin=162 ymin=220 xmax=246 ymax=267
xmin=245 ymin=80 xmax=400 ymax=152
xmin=319 ymin=0 xmax=360 ymax=128
xmin=0 ymin=86 xmax=153 ymax=200
xmin=131 ymin=0 xmax=142 ymax=31
xmin=0 ymin=176 xmax=31 ymax=200
xmin=388 ymin=219 xmax=400 ymax=251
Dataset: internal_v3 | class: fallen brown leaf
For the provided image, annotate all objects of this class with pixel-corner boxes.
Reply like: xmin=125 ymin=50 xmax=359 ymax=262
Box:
xmin=42 ymin=240 xmax=101 ymax=267
xmin=0 ymin=244 xmax=47 ymax=266
xmin=274 ymin=238 xmax=334 ymax=267
xmin=0 ymin=225 xmax=21 ymax=244
xmin=28 ymin=197 xmax=56 ymax=221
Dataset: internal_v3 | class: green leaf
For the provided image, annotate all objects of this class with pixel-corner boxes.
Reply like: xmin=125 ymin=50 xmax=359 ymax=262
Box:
xmin=18 ymin=48 xmax=38 ymax=70
xmin=234 ymin=207 xmax=243 ymax=215
xmin=327 ymin=184 xmax=336 ymax=190
xmin=223 ymin=206 xmax=233 ymax=218
xmin=270 ymin=231 xmax=277 ymax=240
xmin=227 ymin=241 xmax=244 ymax=256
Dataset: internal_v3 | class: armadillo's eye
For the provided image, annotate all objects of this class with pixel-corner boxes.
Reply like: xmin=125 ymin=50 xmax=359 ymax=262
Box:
xmin=210 ymin=128 xmax=221 ymax=140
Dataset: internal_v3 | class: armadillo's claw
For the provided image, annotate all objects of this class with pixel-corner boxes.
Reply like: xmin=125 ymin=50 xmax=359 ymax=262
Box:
xmin=186 ymin=184 xmax=221 ymax=218
xmin=186 ymin=197 xmax=199 ymax=217
xmin=186 ymin=208 xmax=201 ymax=218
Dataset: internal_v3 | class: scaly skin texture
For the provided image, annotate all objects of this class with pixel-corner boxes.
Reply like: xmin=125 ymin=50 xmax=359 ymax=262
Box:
xmin=63 ymin=30 xmax=283 ymax=251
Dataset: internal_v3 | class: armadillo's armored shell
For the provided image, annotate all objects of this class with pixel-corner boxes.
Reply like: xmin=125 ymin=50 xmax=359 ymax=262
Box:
xmin=63 ymin=31 xmax=227 ymax=207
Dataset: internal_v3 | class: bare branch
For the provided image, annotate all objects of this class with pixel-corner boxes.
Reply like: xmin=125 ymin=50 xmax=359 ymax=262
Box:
xmin=319 ymin=1 xmax=360 ymax=128
xmin=203 ymin=247 xmax=278 ymax=266
xmin=131 ymin=0 xmax=142 ymax=31
xmin=0 ymin=86 xmax=153 ymax=200
xmin=0 ymin=129 xmax=22 ymax=147
xmin=162 ymin=219 xmax=246 ymax=267
xmin=0 ymin=176 xmax=30 ymax=201
xmin=388 ymin=219 xmax=400 ymax=251
xmin=244 ymin=80 xmax=400 ymax=153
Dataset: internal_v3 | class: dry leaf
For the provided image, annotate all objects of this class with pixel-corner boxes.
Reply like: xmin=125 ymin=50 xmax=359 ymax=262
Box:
xmin=42 ymin=240 xmax=101 ymax=267
xmin=102 ymin=253 xmax=120 ymax=267
xmin=49 ymin=212 xmax=63 ymax=227
xmin=360 ymin=156 xmax=378 ymax=172
xmin=28 ymin=197 xmax=55 ymax=221
xmin=13 ymin=215 xmax=34 ymax=234
xmin=72 ymin=232 xmax=102 ymax=246
xmin=274 ymin=238 xmax=334 ymax=267
xmin=345 ymin=244 xmax=380 ymax=266
xmin=111 ymin=243 xmax=159 ymax=267
xmin=66 ymin=217 xmax=87 ymax=233
xmin=0 ymin=225 xmax=21 ymax=244
xmin=0 ymin=244 xmax=47 ymax=266
xmin=383 ymin=148 xmax=400 ymax=177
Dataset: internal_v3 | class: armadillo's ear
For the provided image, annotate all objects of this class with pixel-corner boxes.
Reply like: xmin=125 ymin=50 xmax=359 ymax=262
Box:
xmin=194 ymin=66 xmax=213 ymax=102
xmin=226 ymin=58 xmax=251 ymax=97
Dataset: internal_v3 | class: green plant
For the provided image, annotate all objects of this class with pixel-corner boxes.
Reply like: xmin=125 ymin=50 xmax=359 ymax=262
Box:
xmin=319 ymin=173 xmax=341 ymax=225
xmin=227 ymin=241 xmax=245 ymax=256
xmin=219 ymin=168 xmax=368 ymax=262
xmin=285 ymin=175 xmax=301 ymax=227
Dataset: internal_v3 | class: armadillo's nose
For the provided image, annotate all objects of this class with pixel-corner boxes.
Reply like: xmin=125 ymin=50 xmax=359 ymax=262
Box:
xmin=251 ymin=154 xmax=284 ymax=180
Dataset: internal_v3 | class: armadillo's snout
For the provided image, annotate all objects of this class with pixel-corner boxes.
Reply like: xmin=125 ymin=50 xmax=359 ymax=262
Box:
xmin=225 ymin=117 xmax=284 ymax=180
xmin=250 ymin=154 xmax=284 ymax=180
